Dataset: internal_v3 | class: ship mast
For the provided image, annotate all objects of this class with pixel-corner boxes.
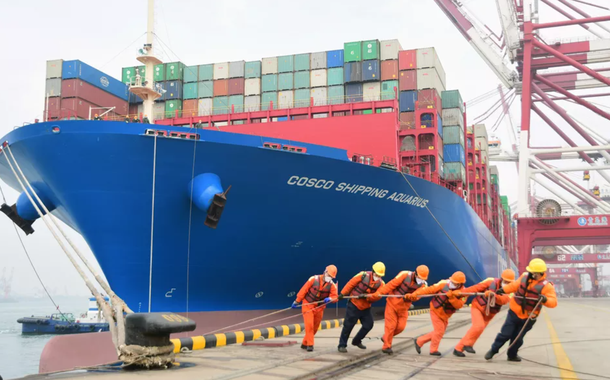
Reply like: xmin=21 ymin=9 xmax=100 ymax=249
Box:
xmin=130 ymin=0 xmax=163 ymax=122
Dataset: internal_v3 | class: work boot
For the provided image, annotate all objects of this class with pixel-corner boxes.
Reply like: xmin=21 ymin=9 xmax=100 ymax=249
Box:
xmin=463 ymin=346 xmax=476 ymax=354
xmin=453 ymin=349 xmax=466 ymax=357
xmin=338 ymin=346 xmax=347 ymax=353
xmin=307 ymin=346 xmax=314 ymax=352
xmin=484 ymin=350 xmax=497 ymax=360
xmin=413 ymin=338 xmax=421 ymax=354
xmin=301 ymin=344 xmax=307 ymax=350
xmin=352 ymin=342 xmax=367 ymax=349
xmin=507 ymin=355 xmax=522 ymax=362
xmin=382 ymin=348 xmax=393 ymax=355
xmin=430 ymin=351 xmax=441 ymax=356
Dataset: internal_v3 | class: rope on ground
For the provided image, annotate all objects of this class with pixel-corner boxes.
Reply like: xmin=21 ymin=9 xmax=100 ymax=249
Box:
xmin=399 ymin=172 xmax=484 ymax=282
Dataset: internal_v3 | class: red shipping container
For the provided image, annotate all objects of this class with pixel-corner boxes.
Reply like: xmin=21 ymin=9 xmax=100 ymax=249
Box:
xmin=228 ymin=78 xmax=245 ymax=95
xmin=129 ymin=104 xmax=138 ymax=116
xmin=399 ymin=112 xmax=415 ymax=130
xmin=60 ymin=98 xmax=97 ymax=120
xmin=46 ymin=97 xmax=61 ymax=120
xmin=399 ymin=71 xmax=416 ymax=91
xmin=61 ymin=79 xmax=128 ymax=115
xmin=417 ymin=89 xmax=441 ymax=110
xmin=213 ymin=79 xmax=229 ymax=96
xmin=183 ymin=99 xmax=198 ymax=116
xmin=399 ymin=50 xmax=417 ymax=71
xmin=381 ymin=60 xmax=399 ymax=81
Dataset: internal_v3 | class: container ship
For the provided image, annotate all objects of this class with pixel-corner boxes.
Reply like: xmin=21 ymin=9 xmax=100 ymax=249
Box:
xmin=0 ymin=36 xmax=518 ymax=329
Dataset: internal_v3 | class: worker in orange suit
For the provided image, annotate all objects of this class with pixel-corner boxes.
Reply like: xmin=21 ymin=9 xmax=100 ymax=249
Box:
xmin=337 ymin=262 xmax=386 ymax=353
xmin=453 ymin=269 xmax=515 ymax=357
xmin=375 ymin=265 xmax=429 ymax=354
xmin=485 ymin=258 xmax=557 ymax=362
xmin=412 ymin=271 xmax=467 ymax=356
xmin=292 ymin=265 xmax=339 ymax=352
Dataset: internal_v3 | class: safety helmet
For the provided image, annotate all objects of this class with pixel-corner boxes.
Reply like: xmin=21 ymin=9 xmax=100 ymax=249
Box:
xmin=325 ymin=265 xmax=337 ymax=278
xmin=526 ymin=258 xmax=547 ymax=273
xmin=94 ymin=114 xmax=98 ymax=117
xmin=450 ymin=271 xmax=466 ymax=284
xmin=501 ymin=269 xmax=515 ymax=282
xmin=416 ymin=265 xmax=429 ymax=280
xmin=372 ymin=262 xmax=386 ymax=277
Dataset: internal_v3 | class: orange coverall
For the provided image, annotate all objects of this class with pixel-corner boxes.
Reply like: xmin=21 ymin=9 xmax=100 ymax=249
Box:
xmin=454 ymin=278 xmax=509 ymax=352
xmin=296 ymin=275 xmax=338 ymax=347
xmin=503 ymin=273 xmax=557 ymax=319
xmin=413 ymin=280 xmax=466 ymax=353
xmin=376 ymin=271 xmax=421 ymax=350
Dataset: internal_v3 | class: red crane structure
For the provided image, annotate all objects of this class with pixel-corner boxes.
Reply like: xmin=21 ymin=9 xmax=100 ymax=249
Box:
xmin=435 ymin=0 xmax=610 ymax=273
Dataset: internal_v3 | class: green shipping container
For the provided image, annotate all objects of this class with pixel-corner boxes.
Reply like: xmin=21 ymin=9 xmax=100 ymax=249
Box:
xmin=198 ymin=81 xmax=213 ymax=98
xmin=294 ymin=89 xmax=310 ymax=107
xmin=362 ymin=40 xmax=380 ymax=60
xmin=122 ymin=67 xmax=135 ymax=84
xmin=137 ymin=65 xmax=146 ymax=80
xmin=278 ymin=73 xmax=293 ymax=91
xmin=213 ymin=96 xmax=229 ymax=115
xmin=295 ymin=53 xmax=310 ymax=71
xmin=262 ymin=91 xmax=277 ymax=110
xmin=491 ymin=174 xmax=499 ymax=185
xmin=344 ymin=41 xmax=362 ymax=62
xmin=154 ymin=64 xmax=166 ymax=81
xmin=184 ymin=65 xmax=199 ymax=83
xmin=245 ymin=61 xmax=261 ymax=78
xmin=500 ymin=196 xmax=509 ymax=204
xmin=198 ymin=64 xmax=213 ymax=81
xmin=166 ymin=62 xmax=185 ymax=81
xmin=262 ymin=74 xmax=278 ymax=92
xmin=381 ymin=80 xmax=398 ymax=100
xmin=442 ymin=126 xmax=465 ymax=146
xmin=441 ymin=90 xmax=464 ymax=112
xmin=327 ymin=68 xmax=343 ymax=86
xmin=229 ymin=95 xmax=244 ymax=113
xmin=165 ymin=100 xmax=182 ymax=117
xmin=278 ymin=55 xmax=294 ymax=73
xmin=294 ymin=71 xmax=310 ymax=89
xmin=183 ymin=83 xmax=198 ymax=99
xmin=328 ymin=85 xmax=344 ymax=104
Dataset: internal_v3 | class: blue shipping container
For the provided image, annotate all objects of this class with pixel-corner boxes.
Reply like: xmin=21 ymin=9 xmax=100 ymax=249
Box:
xmin=163 ymin=81 xmax=183 ymax=100
xmin=362 ymin=60 xmax=380 ymax=81
xmin=346 ymin=83 xmax=363 ymax=103
xmin=344 ymin=62 xmax=362 ymax=83
xmin=399 ymin=91 xmax=417 ymax=112
xmin=62 ymin=60 xmax=129 ymax=101
xmin=443 ymin=144 xmax=466 ymax=166
xmin=129 ymin=93 xmax=143 ymax=104
xmin=437 ymin=112 xmax=443 ymax=138
xmin=327 ymin=50 xmax=344 ymax=68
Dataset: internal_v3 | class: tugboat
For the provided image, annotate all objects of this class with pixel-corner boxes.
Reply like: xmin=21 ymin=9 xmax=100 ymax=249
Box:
xmin=17 ymin=296 xmax=110 ymax=335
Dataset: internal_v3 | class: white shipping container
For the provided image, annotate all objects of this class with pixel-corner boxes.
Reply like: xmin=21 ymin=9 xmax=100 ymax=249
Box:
xmin=417 ymin=68 xmax=446 ymax=94
xmin=45 ymin=78 xmax=61 ymax=97
xmin=490 ymin=165 xmax=499 ymax=175
xmin=262 ymin=57 xmax=278 ymax=75
xmin=311 ymin=69 xmax=327 ymax=88
xmin=213 ymin=62 xmax=229 ymax=80
xmin=416 ymin=47 xmax=446 ymax=87
xmin=46 ymin=59 xmax=63 ymax=79
xmin=476 ymin=137 xmax=489 ymax=152
xmin=311 ymin=52 xmax=327 ymax=69
xmin=245 ymin=78 xmax=261 ymax=96
xmin=229 ymin=61 xmax=245 ymax=78
xmin=380 ymin=39 xmax=402 ymax=61
xmin=244 ymin=96 xmax=261 ymax=112
xmin=481 ymin=149 xmax=489 ymax=165
xmin=311 ymin=87 xmax=328 ymax=106
xmin=363 ymin=82 xmax=381 ymax=101
xmin=153 ymin=103 xmax=166 ymax=119
xmin=474 ymin=123 xmax=488 ymax=139
xmin=198 ymin=98 xmax=213 ymax=116
xmin=278 ymin=90 xmax=294 ymax=109
xmin=441 ymin=108 xmax=464 ymax=130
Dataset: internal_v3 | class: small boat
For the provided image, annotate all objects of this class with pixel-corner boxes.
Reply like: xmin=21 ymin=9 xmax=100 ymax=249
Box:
xmin=17 ymin=297 xmax=110 ymax=335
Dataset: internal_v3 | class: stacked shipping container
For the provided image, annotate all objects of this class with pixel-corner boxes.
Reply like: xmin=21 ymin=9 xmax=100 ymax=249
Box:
xmin=441 ymin=90 xmax=466 ymax=182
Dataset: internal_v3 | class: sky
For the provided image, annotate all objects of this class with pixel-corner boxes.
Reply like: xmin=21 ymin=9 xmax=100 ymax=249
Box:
xmin=0 ymin=0 xmax=609 ymax=298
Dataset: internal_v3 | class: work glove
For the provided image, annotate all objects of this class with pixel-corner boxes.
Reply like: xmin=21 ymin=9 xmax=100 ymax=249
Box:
xmin=446 ymin=290 xmax=455 ymax=299
xmin=291 ymin=301 xmax=300 ymax=309
xmin=452 ymin=290 xmax=463 ymax=298
xmin=539 ymin=294 xmax=548 ymax=303
xmin=404 ymin=294 xmax=416 ymax=302
xmin=495 ymin=288 xmax=506 ymax=295
xmin=484 ymin=290 xmax=494 ymax=298
xmin=358 ymin=294 xmax=368 ymax=299
xmin=324 ymin=297 xmax=332 ymax=304
xmin=338 ymin=294 xmax=345 ymax=300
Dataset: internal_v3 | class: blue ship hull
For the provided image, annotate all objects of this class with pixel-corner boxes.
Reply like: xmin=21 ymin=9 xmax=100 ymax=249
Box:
xmin=17 ymin=317 xmax=109 ymax=335
xmin=0 ymin=121 xmax=516 ymax=315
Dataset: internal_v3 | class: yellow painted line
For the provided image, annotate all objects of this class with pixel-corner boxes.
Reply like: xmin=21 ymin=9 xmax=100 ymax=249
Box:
xmin=171 ymin=338 xmax=181 ymax=353
xmin=215 ymin=333 xmax=227 ymax=347
xmin=235 ymin=331 xmax=245 ymax=344
xmin=192 ymin=336 xmax=206 ymax=350
xmin=543 ymin=310 xmax=576 ymax=380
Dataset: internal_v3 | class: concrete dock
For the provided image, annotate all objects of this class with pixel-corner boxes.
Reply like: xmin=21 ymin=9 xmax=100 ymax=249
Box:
xmin=23 ymin=298 xmax=610 ymax=380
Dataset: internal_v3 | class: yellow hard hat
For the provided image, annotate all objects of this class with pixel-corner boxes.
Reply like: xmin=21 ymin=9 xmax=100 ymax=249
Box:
xmin=372 ymin=262 xmax=386 ymax=277
xmin=526 ymin=258 xmax=547 ymax=273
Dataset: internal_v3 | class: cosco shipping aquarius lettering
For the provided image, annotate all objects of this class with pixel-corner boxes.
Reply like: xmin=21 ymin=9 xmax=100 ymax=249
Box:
xmin=0 ymin=28 xmax=518 ymax=335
